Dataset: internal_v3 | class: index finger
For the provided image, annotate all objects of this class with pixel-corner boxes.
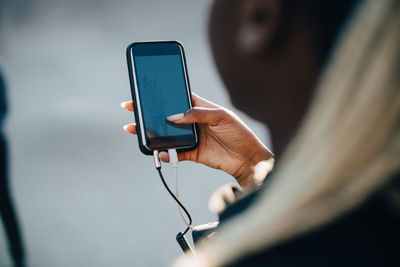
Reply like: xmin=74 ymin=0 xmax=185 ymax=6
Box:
xmin=191 ymin=92 xmax=220 ymax=109
xmin=121 ymin=100 xmax=134 ymax=112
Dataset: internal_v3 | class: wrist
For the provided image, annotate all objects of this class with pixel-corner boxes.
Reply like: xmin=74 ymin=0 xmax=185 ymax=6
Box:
xmin=234 ymin=147 xmax=275 ymax=188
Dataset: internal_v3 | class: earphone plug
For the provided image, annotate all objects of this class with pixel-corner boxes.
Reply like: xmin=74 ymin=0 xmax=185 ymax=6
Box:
xmin=168 ymin=148 xmax=179 ymax=168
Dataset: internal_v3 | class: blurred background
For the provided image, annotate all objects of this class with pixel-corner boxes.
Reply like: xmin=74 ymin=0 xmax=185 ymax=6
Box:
xmin=0 ymin=0 xmax=269 ymax=266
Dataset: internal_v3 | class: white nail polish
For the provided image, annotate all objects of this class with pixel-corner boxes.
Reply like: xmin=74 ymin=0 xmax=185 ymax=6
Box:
xmin=167 ymin=113 xmax=184 ymax=121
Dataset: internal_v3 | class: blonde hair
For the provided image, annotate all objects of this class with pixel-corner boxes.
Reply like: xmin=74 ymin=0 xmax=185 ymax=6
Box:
xmin=178 ymin=0 xmax=400 ymax=265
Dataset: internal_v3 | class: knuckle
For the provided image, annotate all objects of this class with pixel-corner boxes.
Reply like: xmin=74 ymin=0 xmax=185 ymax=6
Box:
xmin=212 ymin=108 xmax=232 ymax=125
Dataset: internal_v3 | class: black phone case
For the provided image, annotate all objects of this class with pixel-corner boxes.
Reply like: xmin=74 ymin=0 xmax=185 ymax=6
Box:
xmin=126 ymin=42 xmax=152 ymax=155
xmin=126 ymin=41 xmax=198 ymax=156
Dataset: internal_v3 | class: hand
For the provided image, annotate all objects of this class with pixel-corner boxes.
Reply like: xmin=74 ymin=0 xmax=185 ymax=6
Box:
xmin=121 ymin=93 xmax=274 ymax=188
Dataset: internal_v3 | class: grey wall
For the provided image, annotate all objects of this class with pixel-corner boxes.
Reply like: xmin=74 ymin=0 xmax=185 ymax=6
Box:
xmin=0 ymin=0 xmax=269 ymax=266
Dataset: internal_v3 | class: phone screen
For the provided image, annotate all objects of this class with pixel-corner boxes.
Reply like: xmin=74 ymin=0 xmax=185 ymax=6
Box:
xmin=131 ymin=42 xmax=197 ymax=150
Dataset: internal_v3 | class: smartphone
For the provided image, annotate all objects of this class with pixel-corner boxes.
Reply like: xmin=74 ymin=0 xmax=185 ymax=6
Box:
xmin=126 ymin=41 xmax=198 ymax=155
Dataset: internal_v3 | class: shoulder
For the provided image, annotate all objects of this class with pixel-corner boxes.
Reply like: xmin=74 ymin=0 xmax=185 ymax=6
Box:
xmin=224 ymin=178 xmax=400 ymax=267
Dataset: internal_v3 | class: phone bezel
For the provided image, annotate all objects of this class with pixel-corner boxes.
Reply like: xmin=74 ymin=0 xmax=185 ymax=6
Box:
xmin=126 ymin=41 xmax=198 ymax=155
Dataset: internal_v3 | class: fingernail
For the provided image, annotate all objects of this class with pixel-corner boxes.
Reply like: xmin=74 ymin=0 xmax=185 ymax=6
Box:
xmin=123 ymin=125 xmax=129 ymax=131
xmin=167 ymin=113 xmax=184 ymax=121
xmin=121 ymin=102 xmax=127 ymax=109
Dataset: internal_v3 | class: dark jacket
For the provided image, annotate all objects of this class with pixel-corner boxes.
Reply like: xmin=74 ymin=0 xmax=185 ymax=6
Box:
xmin=218 ymin=175 xmax=400 ymax=267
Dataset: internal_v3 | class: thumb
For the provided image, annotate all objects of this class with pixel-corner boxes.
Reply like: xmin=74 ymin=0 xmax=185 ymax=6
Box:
xmin=166 ymin=107 xmax=227 ymax=125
